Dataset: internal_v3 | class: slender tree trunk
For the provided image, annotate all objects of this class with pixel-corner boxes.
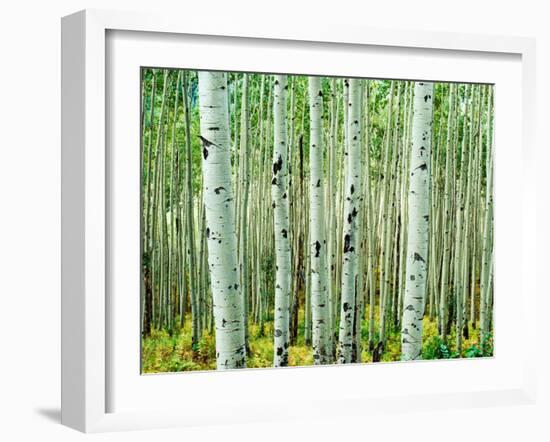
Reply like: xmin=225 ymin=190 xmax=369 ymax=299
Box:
xmin=439 ymin=84 xmax=455 ymax=341
xmin=238 ymin=74 xmax=251 ymax=352
xmin=338 ymin=78 xmax=362 ymax=363
xmin=401 ymin=81 xmax=433 ymax=361
xmin=198 ymin=71 xmax=246 ymax=369
xmin=182 ymin=72 xmax=200 ymax=351
xmin=454 ymin=85 xmax=472 ymax=355
xmin=308 ymin=76 xmax=330 ymax=364
xmin=480 ymin=86 xmax=494 ymax=353
xmin=272 ymin=75 xmax=291 ymax=366
xmin=142 ymin=70 xmax=157 ymax=338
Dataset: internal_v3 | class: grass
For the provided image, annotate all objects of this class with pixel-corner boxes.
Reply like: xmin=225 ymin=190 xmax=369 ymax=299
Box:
xmin=142 ymin=306 xmax=493 ymax=373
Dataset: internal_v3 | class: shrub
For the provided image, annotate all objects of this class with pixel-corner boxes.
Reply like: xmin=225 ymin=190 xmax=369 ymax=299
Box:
xmin=423 ymin=335 xmax=451 ymax=360
xmin=464 ymin=344 xmax=483 ymax=358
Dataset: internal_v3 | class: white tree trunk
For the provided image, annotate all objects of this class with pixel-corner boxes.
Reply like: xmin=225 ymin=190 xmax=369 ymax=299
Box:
xmin=198 ymin=71 xmax=246 ymax=369
xmin=338 ymin=78 xmax=362 ymax=363
xmin=272 ymin=75 xmax=291 ymax=366
xmin=238 ymin=74 xmax=250 ymax=351
xmin=308 ymin=76 xmax=330 ymax=365
xmin=480 ymin=86 xmax=494 ymax=352
xmin=401 ymin=81 xmax=434 ymax=361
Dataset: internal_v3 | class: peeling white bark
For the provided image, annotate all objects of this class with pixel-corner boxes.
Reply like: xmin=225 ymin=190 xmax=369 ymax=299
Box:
xmin=401 ymin=81 xmax=433 ymax=361
xmin=198 ymin=71 xmax=246 ymax=369
xmin=272 ymin=75 xmax=291 ymax=367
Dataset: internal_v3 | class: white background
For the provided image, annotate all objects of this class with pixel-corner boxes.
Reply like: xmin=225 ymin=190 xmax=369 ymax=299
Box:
xmin=0 ymin=0 xmax=547 ymax=441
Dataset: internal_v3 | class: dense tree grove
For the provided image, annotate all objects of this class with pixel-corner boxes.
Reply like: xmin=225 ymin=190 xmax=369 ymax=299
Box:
xmin=140 ymin=69 xmax=494 ymax=372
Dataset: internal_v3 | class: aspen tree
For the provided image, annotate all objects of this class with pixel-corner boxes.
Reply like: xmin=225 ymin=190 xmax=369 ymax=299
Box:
xmin=439 ymin=84 xmax=456 ymax=341
xmin=378 ymin=82 xmax=395 ymax=347
xmin=272 ymin=75 xmax=291 ymax=366
xmin=308 ymin=76 xmax=330 ymax=364
xmin=363 ymin=81 xmax=378 ymax=352
xmin=198 ymin=71 xmax=246 ymax=369
xmin=238 ymin=74 xmax=251 ymax=351
xmin=401 ymin=81 xmax=433 ymax=361
xmin=182 ymin=71 xmax=200 ymax=350
xmin=480 ymin=86 xmax=494 ymax=353
xmin=142 ymin=70 xmax=157 ymax=337
xmin=454 ymin=85 xmax=472 ymax=354
xmin=338 ymin=78 xmax=362 ymax=363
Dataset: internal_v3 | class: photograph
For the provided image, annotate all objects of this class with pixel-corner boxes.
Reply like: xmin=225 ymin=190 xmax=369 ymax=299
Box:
xmin=140 ymin=69 xmax=494 ymax=373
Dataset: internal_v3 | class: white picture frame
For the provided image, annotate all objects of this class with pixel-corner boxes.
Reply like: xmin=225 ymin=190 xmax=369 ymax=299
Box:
xmin=61 ymin=9 xmax=537 ymax=433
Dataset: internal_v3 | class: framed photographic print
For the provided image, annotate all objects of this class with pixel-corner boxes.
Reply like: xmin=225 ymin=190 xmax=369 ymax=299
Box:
xmin=61 ymin=9 xmax=537 ymax=432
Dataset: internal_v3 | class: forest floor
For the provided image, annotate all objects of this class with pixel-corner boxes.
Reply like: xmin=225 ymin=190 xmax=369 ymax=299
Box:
xmin=141 ymin=307 xmax=493 ymax=373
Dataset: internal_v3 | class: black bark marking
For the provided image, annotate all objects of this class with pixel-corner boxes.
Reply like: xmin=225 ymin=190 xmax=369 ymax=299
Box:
xmin=222 ymin=318 xmax=227 ymax=327
xmin=413 ymin=252 xmax=426 ymax=263
xmin=282 ymin=192 xmax=287 ymax=199
xmin=343 ymin=302 xmax=350 ymax=312
xmin=272 ymin=177 xmax=277 ymax=185
xmin=273 ymin=154 xmax=283 ymax=175
xmin=208 ymin=127 xmax=220 ymax=131
xmin=203 ymin=147 xmax=209 ymax=160
xmin=347 ymin=207 xmax=358 ymax=225
xmin=415 ymin=163 xmax=428 ymax=171
xmin=274 ymin=329 xmax=282 ymax=337
xmin=318 ymin=90 xmax=323 ymax=97
xmin=272 ymin=202 xmax=276 ymax=209
xmin=410 ymin=275 xmax=415 ymax=281
xmin=206 ymin=227 xmax=210 ymax=238
xmin=343 ymin=234 xmax=353 ymax=253
xmin=350 ymin=184 xmax=355 ymax=195
xmin=314 ymin=240 xmax=321 ymax=258
xmin=198 ymin=135 xmax=216 ymax=147
xmin=405 ymin=305 xmax=415 ymax=311
xmin=214 ymin=186 xmax=226 ymax=194
xmin=316 ymin=179 xmax=321 ymax=188
xmin=424 ymin=94 xmax=432 ymax=103
xmin=281 ymin=229 xmax=288 ymax=238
